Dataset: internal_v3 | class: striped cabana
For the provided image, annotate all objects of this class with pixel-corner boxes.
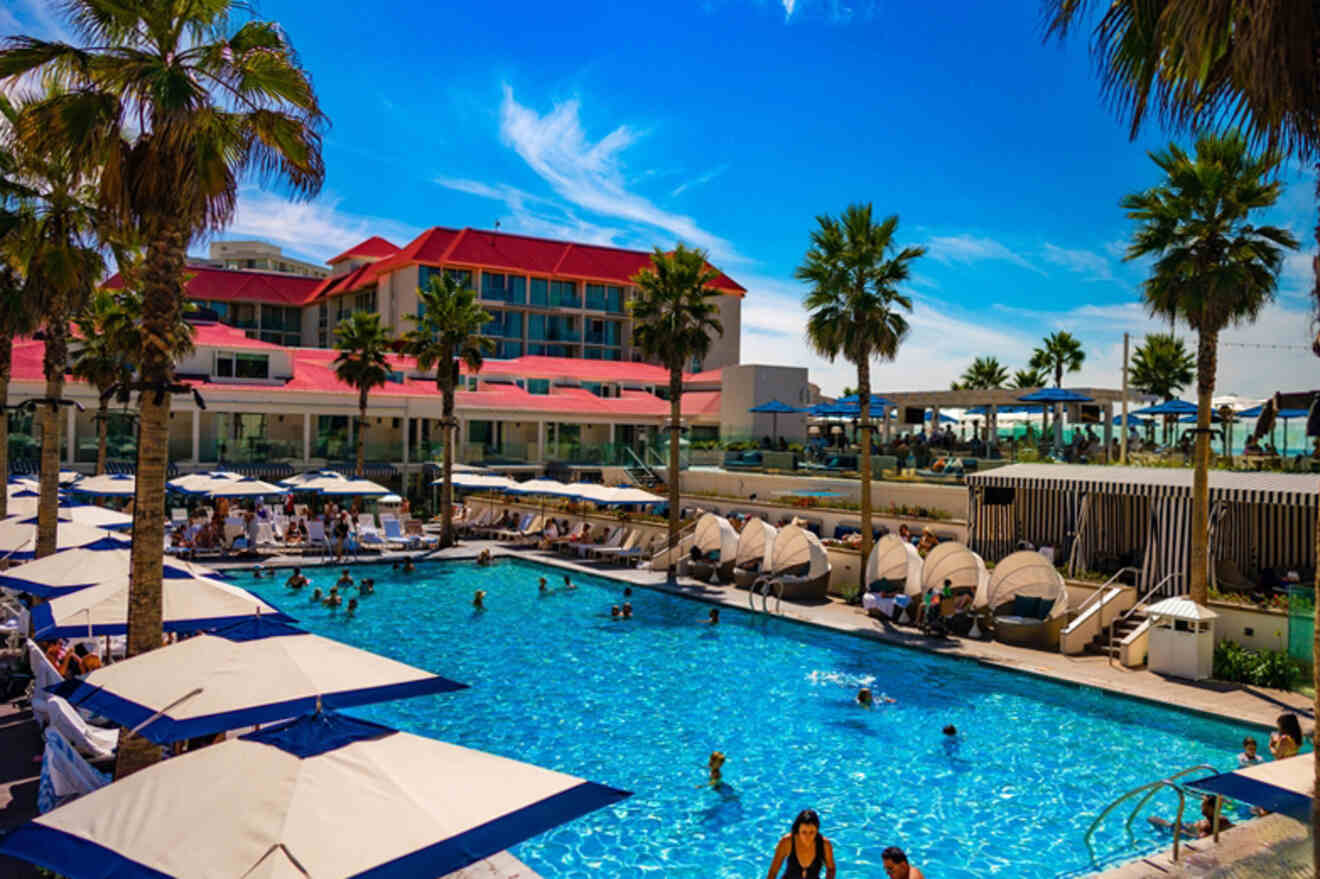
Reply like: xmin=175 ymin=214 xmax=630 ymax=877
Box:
xmin=967 ymin=465 xmax=1317 ymax=591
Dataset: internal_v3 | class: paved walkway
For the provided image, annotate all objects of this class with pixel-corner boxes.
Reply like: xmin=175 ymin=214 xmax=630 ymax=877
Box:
xmin=0 ymin=699 xmax=42 ymax=879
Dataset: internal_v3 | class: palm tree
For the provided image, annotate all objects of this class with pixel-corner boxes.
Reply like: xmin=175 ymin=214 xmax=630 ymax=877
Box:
xmin=0 ymin=261 xmax=33 ymax=518
xmin=1129 ymin=332 xmax=1195 ymax=444
xmin=1123 ymin=132 xmax=1295 ymax=606
xmin=1010 ymin=366 xmax=1049 ymax=390
xmin=332 ymin=312 xmax=391 ymax=478
xmin=72 ymin=290 xmax=136 ymax=475
xmin=797 ymin=205 xmax=923 ymax=594
xmin=631 ymin=244 xmax=725 ymax=566
xmin=1031 ymin=331 xmax=1086 ymax=448
xmin=0 ymin=1 xmax=326 ymax=778
xmin=5 ymin=94 xmax=103 ymax=559
xmin=403 ymin=272 xmax=493 ymax=548
xmin=959 ymin=356 xmax=1009 ymax=390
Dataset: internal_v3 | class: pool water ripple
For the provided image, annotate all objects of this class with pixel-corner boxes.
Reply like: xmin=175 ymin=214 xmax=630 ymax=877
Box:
xmin=248 ymin=559 xmax=1266 ymax=878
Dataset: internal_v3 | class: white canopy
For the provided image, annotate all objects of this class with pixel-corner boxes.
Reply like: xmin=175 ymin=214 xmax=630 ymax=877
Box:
xmin=308 ymin=476 xmax=390 ymax=497
xmin=69 ymin=473 xmax=136 ymax=497
xmin=58 ymin=504 xmax=133 ymax=530
xmin=770 ymin=523 xmax=830 ymax=578
xmin=920 ymin=540 xmax=990 ymax=607
xmin=55 ymin=617 xmax=465 ymax=744
xmin=0 ymin=711 xmax=628 ymax=879
xmin=507 ymin=479 xmax=574 ymax=497
xmin=0 ymin=547 xmax=220 ymax=599
xmin=693 ymin=513 xmax=739 ymax=562
xmin=596 ymin=486 xmax=664 ymax=505
xmin=29 ymin=571 xmax=291 ymax=638
xmin=983 ymin=550 xmax=1069 ymax=619
xmin=280 ymin=469 xmax=346 ymax=488
xmin=866 ymin=534 xmax=923 ymax=596
xmin=444 ymin=473 xmax=518 ymax=491
xmin=205 ymin=478 xmax=287 ymax=498
xmin=0 ymin=518 xmax=126 ymax=561
xmin=734 ymin=518 xmax=777 ymax=570
xmin=562 ymin=482 xmax=614 ymax=503
xmin=167 ymin=471 xmax=247 ymax=494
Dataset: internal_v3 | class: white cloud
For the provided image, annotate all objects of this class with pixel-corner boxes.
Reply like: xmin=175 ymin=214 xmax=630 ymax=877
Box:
xmin=498 ymin=86 xmax=738 ymax=261
xmin=201 ymin=187 xmax=422 ymax=264
xmin=782 ymin=0 xmax=797 ymax=19
xmin=671 ymin=165 xmax=728 ymax=197
xmin=433 ymin=175 xmax=627 ymax=247
xmin=926 ymin=234 xmax=1045 ymax=276
xmin=1041 ymin=243 xmax=1116 ymax=282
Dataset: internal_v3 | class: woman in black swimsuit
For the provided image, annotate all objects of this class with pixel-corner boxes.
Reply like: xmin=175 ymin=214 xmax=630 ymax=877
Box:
xmin=766 ymin=809 xmax=836 ymax=879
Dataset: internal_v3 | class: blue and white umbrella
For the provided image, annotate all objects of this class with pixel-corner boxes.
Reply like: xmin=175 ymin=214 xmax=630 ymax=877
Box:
xmin=50 ymin=617 xmax=467 ymax=744
xmin=0 ymin=710 xmax=630 ymax=879
xmin=57 ymin=504 xmax=133 ymax=531
xmin=68 ymin=473 xmax=136 ymax=498
xmin=0 ymin=547 xmax=221 ymax=598
xmin=0 ymin=519 xmax=127 ymax=562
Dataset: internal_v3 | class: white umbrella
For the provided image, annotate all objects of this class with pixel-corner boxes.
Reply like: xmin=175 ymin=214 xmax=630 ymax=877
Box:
xmin=168 ymin=471 xmax=247 ymax=495
xmin=313 ymin=477 xmax=390 ymax=497
xmin=280 ymin=469 xmax=347 ymax=489
xmin=29 ymin=571 xmax=292 ymax=638
xmin=58 ymin=504 xmax=133 ymax=530
xmin=563 ymin=482 xmax=616 ymax=503
xmin=0 ymin=711 xmax=629 ymax=879
xmin=204 ymin=478 xmax=287 ymax=499
xmin=444 ymin=473 xmax=517 ymax=491
xmin=68 ymin=473 xmax=136 ymax=497
xmin=506 ymin=478 xmax=574 ymax=497
xmin=0 ymin=546 xmax=225 ymax=598
xmin=594 ymin=486 xmax=663 ymax=506
xmin=0 ymin=518 xmax=126 ymax=561
xmin=52 ymin=617 xmax=466 ymax=744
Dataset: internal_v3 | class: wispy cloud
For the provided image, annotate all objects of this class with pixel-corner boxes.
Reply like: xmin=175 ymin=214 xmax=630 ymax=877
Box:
xmin=202 ymin=187 xmax=422 ymax=264
xmin=498 ymin=86 xmax=738 ymax=260
xmin=926 ymin=234 xmax=1045 ymax=276
xmin=6 ymin=0 xmax=74 ymax=43
xmin=433 ymin=175 xmax=627 ymax=246
xmin=1040 ymin=243 xmax=1115 ymax=282
xmin=671 ymin=165 xmax=728 ymax=197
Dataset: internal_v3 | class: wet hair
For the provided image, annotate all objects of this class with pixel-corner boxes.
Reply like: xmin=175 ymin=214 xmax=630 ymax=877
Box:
xmin=292 ymin=567 xmax=301 ymax=575
xmin=1277 ymin=713 xmax=1303 ymax=744
xmin=624 ymin=587 xmax=632 ymax=596
xmin=790 ymin=809 xmax=820 ymax=836
xmin=943 ymin=724 xmax=957 ymax=736
xmin=74 ymin=644 xmax=88 ymax=657
xmin=1243 ymin=736 xmax=1257 ymax=749
xmin=881 ymin=846 xmax=908 ymax=864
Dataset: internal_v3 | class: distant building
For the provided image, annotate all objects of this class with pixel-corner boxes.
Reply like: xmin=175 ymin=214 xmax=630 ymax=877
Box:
xmin=192 ymin=240 xmax=329 ymax=278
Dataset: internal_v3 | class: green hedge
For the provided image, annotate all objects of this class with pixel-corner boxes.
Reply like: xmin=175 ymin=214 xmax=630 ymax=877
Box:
xmin=1213 ymin=640 xmax=1303 ymax=690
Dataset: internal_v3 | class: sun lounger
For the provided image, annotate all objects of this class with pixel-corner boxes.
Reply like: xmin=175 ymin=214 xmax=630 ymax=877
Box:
xmin=458 ymin=509 xmax=493 ymax=535
xmin=612 ymin=536 xmax=657 ymax=567
xmin=550 ymin=521 xmax=589 ymax=551
xmin=305 ymin=520 xmax=329 ymax=555
xmin=493 ymin=514 xmax=532 ymax=541
xmin=25 ymin=640 xmax=64 ymax=727
xmin=37 ymin=727 xmax=110 ymax=814
xmin=589 ymin=530 xmax=638 ymax=560
xmin=357 ymin=512 xmax=376 ymax=532
xmin=48 ymin=695 xmax=118 ymax=760
xmin=577 ymin=526 xmax=623 ymax=558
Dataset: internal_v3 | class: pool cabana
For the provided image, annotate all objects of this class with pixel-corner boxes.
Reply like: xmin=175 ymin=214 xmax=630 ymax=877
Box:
xmin=966 ymin=464 xmax=1318 ymax=594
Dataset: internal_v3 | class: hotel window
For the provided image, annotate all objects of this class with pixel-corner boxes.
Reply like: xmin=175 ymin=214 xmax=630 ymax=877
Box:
xmin=602 ymin=348 xmax=621 ymax=361
xmin=606 ymin=285 xmax=624 ymax=313
xmin=445 ymin=268 xmax=474 ymax=289
xmin=527 ymin=379 xmax=550 ymax=395
xmin=354 ymin=290 xmax=377 ymax=313
xmin=483 ymin=310 xmax=523 ymax=339
xmin=495 ymin=340 xmax=523 ymax=358
xmin=214 ymin=352 xmax=270 ymax=380
xmin=482 ymin=272 xmax=508 ymax=302
xmin=584 ymin=319 xmax=621 ymax=346
xmin=585 ymin=284 xmax=606 ymax=311
xmin=550 ymin=280 xmax=580 ymax=308
xmin=231 ymin=303 xmax=257 ymax=329
xmin=529 ymin=277 xmax=548 ymax=306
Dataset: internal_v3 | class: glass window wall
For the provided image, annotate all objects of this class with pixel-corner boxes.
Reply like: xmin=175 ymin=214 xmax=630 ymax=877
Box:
xmin=550 ymin=280 xmax=580 ymax=308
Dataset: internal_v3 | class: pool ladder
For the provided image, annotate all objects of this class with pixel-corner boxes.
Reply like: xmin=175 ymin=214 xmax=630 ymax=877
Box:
xmin=1081 ymin=763 xmax=1221 ymax=866
xmin=748 ymin=578 xmax=782 ymax=614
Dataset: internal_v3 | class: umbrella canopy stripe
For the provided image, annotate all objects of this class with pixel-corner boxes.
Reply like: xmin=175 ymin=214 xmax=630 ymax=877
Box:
xmin=1017 ymin=388 xmax=1094 ymax=403
xmin=0 ymin=547 xmax=226 ymax=598
xmin=1130 ymin=399 xmax=1198 ymax=416
xmin=747 ymin=400 xmax=802 ymax=413
xmin=0 ymin=711 xmax=630 ymax=879
xmin=46 ymin=617 xmax=466 ymax=744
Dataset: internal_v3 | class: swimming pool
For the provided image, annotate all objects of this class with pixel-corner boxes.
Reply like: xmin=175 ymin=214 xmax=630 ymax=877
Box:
xmin=247 ymin=558 xmax=1263 ymax=878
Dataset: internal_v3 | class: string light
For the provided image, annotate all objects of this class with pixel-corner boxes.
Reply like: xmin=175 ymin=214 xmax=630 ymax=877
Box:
xmin=1217 ymin=341 xmax=1312 ymax=351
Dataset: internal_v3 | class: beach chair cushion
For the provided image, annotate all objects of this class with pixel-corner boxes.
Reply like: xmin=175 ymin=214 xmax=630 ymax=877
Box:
xmin=37 ymin=727 xmax=110 ymax=814
xmin=48 ymin=695 xmax=118 ymax=759
xmin=1011 ymin=595 xmax=1042 ymax=619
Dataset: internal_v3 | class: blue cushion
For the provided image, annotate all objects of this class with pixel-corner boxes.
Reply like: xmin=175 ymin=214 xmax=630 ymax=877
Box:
xmin=1011 ymin=594 xmax=1040 ymax=618
xmin=1037 ymin=598 xmax=1055 ymax=619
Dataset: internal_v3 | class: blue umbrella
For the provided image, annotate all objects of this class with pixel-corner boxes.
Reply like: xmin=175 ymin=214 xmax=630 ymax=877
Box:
xmin=1017 ymin=388 xmax=1094 ymax=403
xmin=1113 ymin=414 xmax=1150 ymax=426
xmin=1237 ymin=405 xmax=1307 ymax=455
xmin=836 ymin=393 xmax=894 ymax=408
xmin=749 ymin=399 xmax=803 ymax=442
xmin=926 ymin=411 xmax=957 ymax=423
xmin=1131 ymin=399 xmax=1198 ymax=416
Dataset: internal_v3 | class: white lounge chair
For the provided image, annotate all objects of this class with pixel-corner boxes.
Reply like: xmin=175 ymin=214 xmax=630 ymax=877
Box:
xmin=357 ymin=512 xmax=376 ymax=532
xmin=37 ymin=727 xmax=110 ymax=814
xmin=305 ymin=520 xmax=329 ymax=555
xmin=578 ymin=526 xmax=623 ymax=559
xmin=25 ymin=639 xmax=63 ymax=727
xmin=47 ymin=695 xmax=118 ymax=759
xmin=591 ymin=530 xmax=639 ymax=560
xmin=170 ymin=508 xmax=188 ymax=524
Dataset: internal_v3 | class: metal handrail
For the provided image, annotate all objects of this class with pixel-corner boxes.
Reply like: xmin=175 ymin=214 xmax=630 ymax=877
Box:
xmin=1082 ymin=764 xmax=1218 ymax=864
xmin=648 ymin=518 xmax=699 ymax=569
xmin=1062 ymin=567 xmax=1140 ymax=635
xmin=1107 ymin=571 xmax=1183 ymax=668
xmin=748 ymin=577 xmax=783 ymax=614
xmin=621 ymin=445 xmax=660 ymax=485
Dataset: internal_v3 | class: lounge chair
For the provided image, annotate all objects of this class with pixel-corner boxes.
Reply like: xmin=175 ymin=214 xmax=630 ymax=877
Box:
xmin=382 ymin=517 xmax=437 ymax=549
xmin=25 ymin=640 xmax=62 ymax=727
xmin=37 ymin=727 xmax=110 ymax=814
xmin=305 ymin=520 xmax=329 ymax=555
xmin=47 ymin=695 xmax=118 ymax=760
xmin=549 ymin=521 xmax=589 ymax=552
xmin=984 ymin=550 xmax=1069 ymax=650
xmin=759 ymin=524 xmax=831 ymax=602
xmin=578 ymin=526 xmax=624 ymax=558
xmin=612 ymin=535 xmax=657 ymax=567
xmin=591 ymin=530 xmax=639 ymax=560
xmin=357 ymin=512 xmax=376 ymax=532
xmin=1214 ymin=557 xmax=1255 ymax=594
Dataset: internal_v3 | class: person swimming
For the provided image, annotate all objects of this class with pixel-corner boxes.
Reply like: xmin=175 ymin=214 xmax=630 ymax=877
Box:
xmin=473 ymin=590 xmax=486 ymax=609
xmin=563 ymin=575 xmax=576 ymax=590
xmin=286 ymin=567 xmax=308 ymax=590
xmin=708 ymin=751 xmax=726 ymax=788
xmin=402 ymin=557 xmax=416 ymax=574
xmin=312 ymin=587 xmax=323 ymax=602
xmin=476 ymin=549 xmax=492 ymax=567
xmin=943 ymin=724 xmax=957 ymax=736
xmin=706 ymin=608 xmax=720 ymax=625
xmin=621 ymin=602 xmax=632 ymax=619
xmin=359 ymin=578 xmax=374 ymax=595
xmin=324 ymin=588 xmax=341 ymax=608
xmin=347 ymin=597 xmax=358 ymax=614
xmin=538 ymin=577 xmax=548 ymax=594
xmin=624 ymin=587 xmax=632 ymax=597
xmin=337 ymin=569 xmax=354 ymax=588
xmin=857 ymin=687 xmax=874 ymax=708
xmin=611 ymin=605 xmax=621 ymax=619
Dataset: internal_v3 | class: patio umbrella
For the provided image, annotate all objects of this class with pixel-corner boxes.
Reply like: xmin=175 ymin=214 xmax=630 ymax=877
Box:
xmin=748 ymin=399 xmax=804 ymax=443
xmin=0 ymin=519 xmax=126 ymax=562
xmin=50 ymin=617 xmax=466 ymax=744
xmin=594 ymin=486 xmax=664 ymax=506
xmin=0 ymin=547 xmax=226 ymax=598
xmin=204 ymin=477 xmax=288 ymax=499
xmin=1237 ymin=404 xmax=1307 ymax=455
xmin=57 ymin=504 xmax=133 ymax=531
xmin=28 ymin=572 xmax=293 ymax=638
xmin=67 ymin=473 xmax=135 ymax=498
xmin=302 ymin=475 xmax=390 ymax=497
xmin=168 ymin=471 xmax=248 ymax=495
xmin=280 ymin=469 xmax=348 ymax=489
xmin=1130 ymin=399 xmax=1198 ymax=416
xmin=445 ymin=473 xmax=518 ymax=491
xmin=0 ymin=710 xmax=630 ymax=879
xmin=835 ymin=393 xmax=895 ymax=407
xmin=1019 ymin=388 xmax=1094 ymax=449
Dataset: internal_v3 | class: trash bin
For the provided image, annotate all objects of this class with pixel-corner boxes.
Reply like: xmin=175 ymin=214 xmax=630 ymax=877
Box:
xmin=1146 ymin=596 xmax=1218 ymax=681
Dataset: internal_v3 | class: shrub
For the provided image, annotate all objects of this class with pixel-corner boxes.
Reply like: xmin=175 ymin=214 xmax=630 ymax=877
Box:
xmin=1213 ymin=640 xmax=1301 ymax=690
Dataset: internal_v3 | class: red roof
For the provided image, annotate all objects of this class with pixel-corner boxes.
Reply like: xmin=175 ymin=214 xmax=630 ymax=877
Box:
xmin=190 ymin=323 xmax=285 ymax=350
xmin=326 ymin=236 xmax=399 ymax=265
xmin=684 ymin=367 xmax=724 ymax=384
xmin=681 ymin=391 xmax=722 ymax=417
xmin=473 ymin=355 xmax=672 ymax=384
xmin=328 ymin=226 xmax=746 ymax=297
xmin=106 ymin=265 xmax=323 ymax=307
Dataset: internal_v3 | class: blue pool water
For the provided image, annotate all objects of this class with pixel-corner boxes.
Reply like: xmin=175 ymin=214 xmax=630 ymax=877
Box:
xmin=248 ymin=559 xmax=1266 ymax=878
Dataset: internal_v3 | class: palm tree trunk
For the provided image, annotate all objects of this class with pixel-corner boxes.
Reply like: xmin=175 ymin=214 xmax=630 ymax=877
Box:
xmin=356 ymin=390 xmax=367 ymax=478
xmin=115 ymin=225 xmax=186 ymax=780
xmin=1188 ymin=327 xmax=1217 ymax=606
xmin=666 ymin=368 xmax=681 ymax=573
xmin=440 ymin=375 xmax=455 ymax=549
xmin=36 ymin=315 xmax=69 ymax=560
xmin=0 ymin=335 xmax=10 ymax=519
xmin=856 ymin=358 xmax=873 ymax=599
xmin=95 ymin=398 xmax=109 ymax=475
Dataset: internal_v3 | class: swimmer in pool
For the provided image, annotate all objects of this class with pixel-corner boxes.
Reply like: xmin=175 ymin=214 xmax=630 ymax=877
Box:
xmin=402 ymin=557 xmax=415 ymax=574
xmin=708 ymin=751 xmax=726 ymax=787
xmin=312 ymin=587 xmax=323 ymax=602
xmin=538 ymin=577 xmax=548 ymax=594
xmin=621 ymin=602 xmax=632 ymax=619
xmin=286 ymin=568 xmax=308 ymax=590
xmin=473 ymin=590 xmax=486 ymax=609
xmin=336 ymin=569 xmax=353 ymax=588
xmin=563 ymin=575 xmax=576 ymax=591
xmin=705 ymin=608 xmax=720 ymax=625
xmin=347 ymin=597 xmax=358 ymax=614
xmin=611 ymin=605 xmax=621 ymax=619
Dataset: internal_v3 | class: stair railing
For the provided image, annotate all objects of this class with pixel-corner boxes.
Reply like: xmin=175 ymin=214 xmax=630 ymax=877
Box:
xmin=621 ymin=445 xmax=660 ymax=487
xmin=1062 ymin=567 xmax=1140 ymax=637
xmin=1082 ymin=764 xmax=1218 ymax=865
xmin=1107 ymin=571 xmax=1183 ymax=668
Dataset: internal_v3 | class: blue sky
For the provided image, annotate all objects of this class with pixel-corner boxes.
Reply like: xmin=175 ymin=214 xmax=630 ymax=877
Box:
xmin=5 ymin=0 xmax=1316 ymax=398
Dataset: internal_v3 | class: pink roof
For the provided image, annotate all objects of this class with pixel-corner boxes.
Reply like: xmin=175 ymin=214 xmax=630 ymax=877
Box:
xmin=190 ymin=323 xmax=286 ymax=351
xmin=683 ymin=367 xmax=724 ymax=384
xmin=473 ymin=355 xmax=671 ymax=383
xmin=107 ymin=265 xmax=323 ymax=307
xmin=681 ymin=391 xmax=722 ymax=417
xmin=326 ymin=236 xmax=399 ymax=265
